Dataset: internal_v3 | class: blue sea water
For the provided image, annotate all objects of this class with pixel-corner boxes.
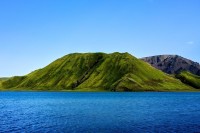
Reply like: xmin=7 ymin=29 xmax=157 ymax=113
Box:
xmin=0 ymin=92 xmax=200 ymax=133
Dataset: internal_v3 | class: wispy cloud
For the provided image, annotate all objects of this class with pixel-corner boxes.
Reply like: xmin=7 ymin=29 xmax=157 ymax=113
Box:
xmin=186 ymin=41 xmax=194 ymax=45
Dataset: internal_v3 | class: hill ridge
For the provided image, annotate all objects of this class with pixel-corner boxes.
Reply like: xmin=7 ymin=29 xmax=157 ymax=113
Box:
xmin=1 ymin=52 xmax=195 ymax=91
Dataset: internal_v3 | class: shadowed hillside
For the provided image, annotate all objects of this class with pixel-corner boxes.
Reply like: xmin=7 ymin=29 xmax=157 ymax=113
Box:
xmin=0 ymin=78 xmax=8 ymax=89
xmin=176 ymin=71 xmax=200 ymax=89
xmin=1 ymin=52 xmax=194 ymax=91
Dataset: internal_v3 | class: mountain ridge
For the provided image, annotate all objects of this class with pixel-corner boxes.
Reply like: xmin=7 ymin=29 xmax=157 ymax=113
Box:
xmin=1 ymin=52 xmax=194 ymax=91
xmin=141 ymin=55 xmax=200 ymax=76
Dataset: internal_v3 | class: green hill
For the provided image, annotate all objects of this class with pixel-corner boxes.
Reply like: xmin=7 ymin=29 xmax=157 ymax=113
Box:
xmin=1 ymin=52 xmax=195 ymax=91
xmin=176 ymin=71 xmax=200 ymax=89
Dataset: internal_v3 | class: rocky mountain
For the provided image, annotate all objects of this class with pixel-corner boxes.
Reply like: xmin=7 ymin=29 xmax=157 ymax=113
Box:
xmin=141 ymin=55 xmax=200 ymax=76
xmin=1 ymin=52 xmax=194 ymax=91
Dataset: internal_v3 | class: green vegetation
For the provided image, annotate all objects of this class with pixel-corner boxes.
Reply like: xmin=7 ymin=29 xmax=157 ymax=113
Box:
xmin=0 ymin=78 xmax=8 ymax=89
xmin=176 ymin=71 xmax=200 ymax=89
xmin=1 ymin=52 xmax=196 ymax=91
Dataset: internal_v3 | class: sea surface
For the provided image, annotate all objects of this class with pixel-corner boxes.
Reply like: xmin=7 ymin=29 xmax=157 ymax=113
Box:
xmin=0 ymin=92 xmax=200 ymax=133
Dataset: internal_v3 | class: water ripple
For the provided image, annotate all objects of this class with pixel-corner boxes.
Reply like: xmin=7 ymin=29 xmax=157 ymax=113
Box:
xmin=0 ymin=92 xmax=200 ymax=133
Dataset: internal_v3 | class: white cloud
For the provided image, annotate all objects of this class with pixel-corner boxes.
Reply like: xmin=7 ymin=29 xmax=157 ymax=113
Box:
xmin=186 ymin=41 xmax=194 ymax=45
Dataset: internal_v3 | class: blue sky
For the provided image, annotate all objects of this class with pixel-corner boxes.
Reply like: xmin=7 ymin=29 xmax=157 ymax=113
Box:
xmin=0 ymin=0 xmax=200 ymax=77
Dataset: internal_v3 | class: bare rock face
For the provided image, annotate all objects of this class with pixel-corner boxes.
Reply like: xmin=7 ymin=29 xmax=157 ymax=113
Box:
xmin=141 ymin=55 xmax=200 ymax=76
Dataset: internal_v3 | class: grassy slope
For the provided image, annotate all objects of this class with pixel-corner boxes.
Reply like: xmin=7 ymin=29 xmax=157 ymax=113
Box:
xmin=1 ymin=52 xmax=195 ymax=91
xmin=0 ymin=78 xmax=8 ymax=89
xmin=176 ymin=71 xmax=200 ymax=89
xmin=0 ymin=79 xmax=3 ymax=89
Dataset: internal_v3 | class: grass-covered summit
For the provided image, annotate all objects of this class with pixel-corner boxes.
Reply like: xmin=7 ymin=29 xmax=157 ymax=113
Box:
xmin=1 ymin=52 xmax=194 ymax=91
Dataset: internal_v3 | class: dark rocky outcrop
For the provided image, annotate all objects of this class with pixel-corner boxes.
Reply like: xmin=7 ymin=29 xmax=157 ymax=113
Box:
xmin=141 ymin=55 xmax=200 ymax=76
